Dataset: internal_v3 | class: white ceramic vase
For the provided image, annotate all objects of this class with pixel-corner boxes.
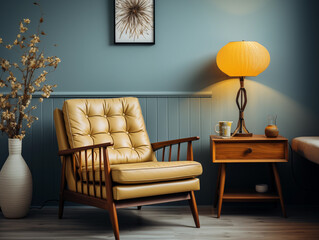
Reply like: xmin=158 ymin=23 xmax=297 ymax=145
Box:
xmin=0 ymin=138 xmax=32 ymax=218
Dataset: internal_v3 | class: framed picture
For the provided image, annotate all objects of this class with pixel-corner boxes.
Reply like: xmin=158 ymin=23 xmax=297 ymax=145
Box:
xmin=114 ymin=0 xmax=155 ymax=44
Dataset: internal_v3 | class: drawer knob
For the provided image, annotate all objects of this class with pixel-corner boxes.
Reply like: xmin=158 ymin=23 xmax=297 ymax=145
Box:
xmin=245 ymin=148 xmax=253 ymax=154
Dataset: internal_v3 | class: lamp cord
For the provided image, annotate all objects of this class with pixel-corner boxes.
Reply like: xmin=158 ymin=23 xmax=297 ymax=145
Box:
xmin=0 ymin=199 xmax=59 ymax=212
xmin=1 ymin=199 xmax=59 ymax=212
xmin=30 ymin=199 xmax=59 ymax=210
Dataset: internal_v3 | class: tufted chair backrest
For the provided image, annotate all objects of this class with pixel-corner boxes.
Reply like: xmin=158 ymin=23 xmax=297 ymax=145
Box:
xmin=63 ymin=97 xmax=157 ymax=165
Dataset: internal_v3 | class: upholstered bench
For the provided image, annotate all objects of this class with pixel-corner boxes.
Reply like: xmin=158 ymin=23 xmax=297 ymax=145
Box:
xmin=291 ymin=137 xmax=319 ymax=164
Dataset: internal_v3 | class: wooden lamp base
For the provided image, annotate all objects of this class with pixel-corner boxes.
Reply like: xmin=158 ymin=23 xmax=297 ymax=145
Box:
xmin=231 ymin=77 xmax=253 ymax=138
xmin=233 ymin=132 xmax=253 ymax=137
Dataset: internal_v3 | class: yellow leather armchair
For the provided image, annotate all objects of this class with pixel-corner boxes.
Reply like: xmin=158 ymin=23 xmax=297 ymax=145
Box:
xmin=54 ymin=97 xmax=202 ymax=240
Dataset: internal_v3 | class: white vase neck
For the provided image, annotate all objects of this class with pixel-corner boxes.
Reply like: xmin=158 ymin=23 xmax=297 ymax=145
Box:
xmin=8 ymin=138 xmax=22 ymax=155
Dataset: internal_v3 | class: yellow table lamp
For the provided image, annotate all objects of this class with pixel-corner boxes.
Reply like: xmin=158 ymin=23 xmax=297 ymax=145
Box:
xmin=216 ymin=41 xmax=270 ymax=137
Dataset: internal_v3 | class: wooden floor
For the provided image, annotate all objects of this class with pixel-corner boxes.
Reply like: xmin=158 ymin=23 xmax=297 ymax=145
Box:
xmin=1 ymin=205 xmax=319 ymax=240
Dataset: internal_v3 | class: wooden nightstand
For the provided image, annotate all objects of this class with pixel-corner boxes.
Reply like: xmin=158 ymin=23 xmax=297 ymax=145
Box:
xmin=210 ymin=135 xmax=288 ymax=218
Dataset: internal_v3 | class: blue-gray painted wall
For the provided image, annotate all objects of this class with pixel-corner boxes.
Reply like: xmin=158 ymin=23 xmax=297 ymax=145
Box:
xmin=1 ymin=0 xmax=319 ymax=205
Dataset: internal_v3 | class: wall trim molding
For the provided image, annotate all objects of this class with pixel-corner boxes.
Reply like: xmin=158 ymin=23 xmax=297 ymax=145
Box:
xmin=1 ymin=91 xmax=212 ymax=98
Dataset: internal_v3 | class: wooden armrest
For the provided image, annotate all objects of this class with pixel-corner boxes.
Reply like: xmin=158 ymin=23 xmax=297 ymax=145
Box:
xmin=58 ymin=141 xmax=114 ymax=202
xmin=58 ymin=142 xmax=113 ymax=156
xmin=151 ymin=136 xmax=199 ymax=151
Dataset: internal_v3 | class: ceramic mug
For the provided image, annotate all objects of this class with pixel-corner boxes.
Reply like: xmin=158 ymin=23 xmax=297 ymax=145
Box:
xmin=215 ymin=121 xmax=233 ymax=138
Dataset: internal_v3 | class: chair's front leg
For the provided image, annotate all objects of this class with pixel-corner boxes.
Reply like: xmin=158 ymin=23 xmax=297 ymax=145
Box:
xmin=103 ymin=147 xmax=120 ymax=240
xmin=188 ymin=191 xmax=200 ymax=228
xmin=109 ymin=202 xmax=120 ymax=240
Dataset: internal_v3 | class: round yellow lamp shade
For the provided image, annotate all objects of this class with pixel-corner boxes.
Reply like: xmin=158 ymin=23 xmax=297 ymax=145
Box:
xmin=216 ymin=41 xmax=270 ymax=77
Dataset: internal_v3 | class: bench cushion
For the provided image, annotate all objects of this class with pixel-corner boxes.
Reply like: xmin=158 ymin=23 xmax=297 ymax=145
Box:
xmin=80 ymin=161 xmax=203 ymax=184
xmin=291 ymin=137 xmax=319 ymax=164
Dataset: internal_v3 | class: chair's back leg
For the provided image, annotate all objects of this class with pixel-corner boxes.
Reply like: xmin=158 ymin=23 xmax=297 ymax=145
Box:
xmin=59 ymin=158 xmax=66 ymax=219
xmin=188 ymin=191 xmax=200 ymax=228
xmin=58 ymin=199 xmax=65 ymax=219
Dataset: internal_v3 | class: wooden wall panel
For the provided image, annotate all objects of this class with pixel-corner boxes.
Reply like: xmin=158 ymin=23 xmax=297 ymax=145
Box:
xmin=179 ymin=98 xmax=190 ymax=161
xmin=1 ymin=94 xmax=315 ymax=205
xmin=146 ymin=98 xmax=158 ymax=143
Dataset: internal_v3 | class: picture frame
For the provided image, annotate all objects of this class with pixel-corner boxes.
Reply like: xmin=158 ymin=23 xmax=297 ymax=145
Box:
xmin=114 ymin=0 xmax=155 ymax=45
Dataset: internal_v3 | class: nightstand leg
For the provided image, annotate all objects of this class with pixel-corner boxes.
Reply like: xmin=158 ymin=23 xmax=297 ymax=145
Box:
xmin=268 ymin=164 xmax=278 ymax=209
xmin=217 ymin=163 xmax=226 ymax=218
xmin=214 ymin=164 xmax=222 ymax=208
xmin=271 ymin=163 xmax=287 ymax=218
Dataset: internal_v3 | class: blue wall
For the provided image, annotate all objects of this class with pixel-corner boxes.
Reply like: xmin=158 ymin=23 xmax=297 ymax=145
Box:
xmin=0 ymin=0 xmax=318 ymax=96
xmin=1 ymin=0 xmax=319 ymax=206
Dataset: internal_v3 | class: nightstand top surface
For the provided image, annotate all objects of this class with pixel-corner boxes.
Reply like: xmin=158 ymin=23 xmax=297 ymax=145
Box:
xmin=210 ymin=135 xmax=287 ymax=142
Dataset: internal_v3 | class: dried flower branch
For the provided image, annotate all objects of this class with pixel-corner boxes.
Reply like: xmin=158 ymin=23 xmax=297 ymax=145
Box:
xmin=0 ymin=1 xmax=60 ymax=140
xmin=116 ymin=0 xmax=153 ymax=40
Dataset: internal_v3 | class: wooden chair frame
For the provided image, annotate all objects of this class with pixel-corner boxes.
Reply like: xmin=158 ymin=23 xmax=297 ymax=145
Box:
xmin=58 ymin=136 xmax=200 ymax=240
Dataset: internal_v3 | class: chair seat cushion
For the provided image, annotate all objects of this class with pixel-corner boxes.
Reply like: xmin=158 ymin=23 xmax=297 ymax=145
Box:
xmin=113 ymin=178 xmax=200 ymax=200
xmin=291 ymin=137 xmax=319 ymax=164
xmin=80 ymin=161 xmax=203 ymax=184
xmin=111 ymin=161 xmax=203 ymax=184
xmin=76 ymin=178 xmax=200 ymax=201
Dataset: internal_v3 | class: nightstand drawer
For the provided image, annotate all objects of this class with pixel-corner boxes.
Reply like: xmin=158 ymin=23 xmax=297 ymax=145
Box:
xmin=214 ymin=142 xmax=287 ymax=161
